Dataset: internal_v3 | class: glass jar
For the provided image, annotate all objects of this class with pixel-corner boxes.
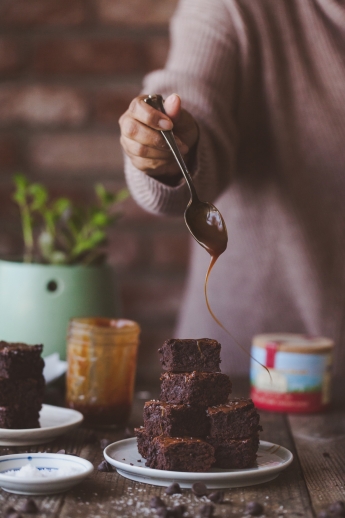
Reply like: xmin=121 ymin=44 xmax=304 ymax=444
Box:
xmin=66 ymin=317 xmax=140 ymax=426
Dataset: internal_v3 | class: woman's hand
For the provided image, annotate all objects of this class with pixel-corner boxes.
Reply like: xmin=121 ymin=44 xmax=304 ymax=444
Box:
xmin=119 ymin=93 xmax=199 ymax=180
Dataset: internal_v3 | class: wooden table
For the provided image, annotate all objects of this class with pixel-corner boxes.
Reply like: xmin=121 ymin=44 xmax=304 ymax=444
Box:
xmin=1 ymin=379 xmax=344 ymax=517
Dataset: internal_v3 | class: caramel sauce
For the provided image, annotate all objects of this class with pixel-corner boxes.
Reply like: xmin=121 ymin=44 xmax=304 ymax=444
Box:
xmin=197 ymin=220 xmax=270 ymax=378
xmin=66 ymin=318 xmax=140 ymax=427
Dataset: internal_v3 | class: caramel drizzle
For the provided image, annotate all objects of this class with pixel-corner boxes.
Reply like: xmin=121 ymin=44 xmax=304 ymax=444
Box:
xmin=205 ymin=256 xmax=271 ymax=380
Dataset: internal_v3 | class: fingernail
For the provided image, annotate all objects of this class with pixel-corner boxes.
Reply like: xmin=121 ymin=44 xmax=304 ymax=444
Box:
xmin=158 ymin=119 xmax=173 ymax=130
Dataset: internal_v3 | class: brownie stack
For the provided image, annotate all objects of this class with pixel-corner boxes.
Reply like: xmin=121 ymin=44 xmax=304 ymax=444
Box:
xmin=135 ymin=338 xmax=261 ymax=472
xmin=0 ymin=341 xmax=45 ymax=429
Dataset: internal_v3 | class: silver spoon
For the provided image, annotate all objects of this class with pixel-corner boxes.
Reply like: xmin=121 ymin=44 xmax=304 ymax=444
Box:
xmin=144 ymin=94 xmax=228 ymax=259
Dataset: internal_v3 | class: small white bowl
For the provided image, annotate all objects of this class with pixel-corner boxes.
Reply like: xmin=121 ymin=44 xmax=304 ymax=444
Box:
xmin=0 ymin=453 xmax=94 ymax=495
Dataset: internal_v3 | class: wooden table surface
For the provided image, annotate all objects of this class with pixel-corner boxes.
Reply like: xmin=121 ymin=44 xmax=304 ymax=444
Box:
xmin=1 ymin=379 xmax=344 ymax=518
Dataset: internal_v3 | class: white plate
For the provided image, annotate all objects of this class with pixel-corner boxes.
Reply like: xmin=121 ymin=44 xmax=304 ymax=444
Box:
xmin=104 ymin=438 xmax=293 ymax=489
xmin=0 ymin=453 xmax=93 ymax=495
xmin=0 ymin=405 xmax=83 ymax=446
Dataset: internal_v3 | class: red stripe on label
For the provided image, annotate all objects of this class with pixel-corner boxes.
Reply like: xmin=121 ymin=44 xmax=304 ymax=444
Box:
xmin=265 ymin=341 xmax=278 ymax=368
xmin=250 ymin=387 xmax=327 ymax=413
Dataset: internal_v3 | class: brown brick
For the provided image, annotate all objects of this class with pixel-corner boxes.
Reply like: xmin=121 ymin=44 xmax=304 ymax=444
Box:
xmin=136 ymin=325 xmax=175 ymax=382
xmin=30 ymin=133 xmax=124 ymax=173
xmin=121 ymin=197 xmax=167 ymax=224
xmin=143 ymin=37 xmax=170 ymax=71
xmin=122 ymin=276 xmax=184 ymax=320
xmin=0 ymin=85 xmax=87 ymax=126
xmin=93 ymin=87 xmax=140 ymax=126
xmin=0 ymin=135 xmax=19 ymax=169
xmin=151 ymin=230 xmax=190 ymax=269
xmin=0 ymin=0 xmax=86 ymax=27
xmin=0 ymin=38 xmax=21 ymax=74
xmin=107 ymin=228 xmax=141 ymax=269
xmin=33 ymin=38 xmax=142 ymax=75
xmin=97 ymin=0 xmax=178 ymax=27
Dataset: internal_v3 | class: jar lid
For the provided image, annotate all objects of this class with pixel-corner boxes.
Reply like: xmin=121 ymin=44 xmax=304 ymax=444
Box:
xmin=252 ymin=333 xmax=333 ymax=354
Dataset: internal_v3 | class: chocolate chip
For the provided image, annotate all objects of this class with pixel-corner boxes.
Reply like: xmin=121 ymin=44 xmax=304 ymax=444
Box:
xmin=246 ymin=501 xmax=264 ymax=516
xmin=97 ymin=460 xmax=114 ymax=472
xmin=100 ymin=438 xmax=111 ymax=449
xmin=196 ymin=503 xmax=215 ymax=518
xmin=165 ymin=482 xmax=181 ymax=495
xmin=150 ymin=496 xmax=166 ymax=509
xmin=192 ymin=482 xmax=208 ymax=497
xmin=155 ymin=508 xmax=169 ymax=518
xmin=328 ymin=501 xmax=345 ymax=514
xmin=169 ymin=505 xmax=185 ymax=518
xmin=56 ymin=449 xmax=66 ymax=454
xmin=322 ymin=452 xmax=331 ymax=458
xmin=18 ymin=499 xmax=39 ymax=513
xmin=208 ymin=490 xmax=224 ymax=503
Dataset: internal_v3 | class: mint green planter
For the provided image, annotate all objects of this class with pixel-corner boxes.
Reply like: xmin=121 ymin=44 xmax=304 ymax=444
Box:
xmin=0 ymin=260 xmax=120 ymax=359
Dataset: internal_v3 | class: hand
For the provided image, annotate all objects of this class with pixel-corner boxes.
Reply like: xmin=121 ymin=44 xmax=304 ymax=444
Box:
xmin=119 ymin=93 xmax=199 ymax=180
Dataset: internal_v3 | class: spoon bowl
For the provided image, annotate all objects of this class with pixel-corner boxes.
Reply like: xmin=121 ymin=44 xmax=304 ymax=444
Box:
xmin=144 ymin=94 xmax=228 ymax=258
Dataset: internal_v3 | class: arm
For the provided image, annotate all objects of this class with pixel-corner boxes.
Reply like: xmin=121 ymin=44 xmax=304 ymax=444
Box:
xmin=122 ymin=0 xmax=238 ymax=216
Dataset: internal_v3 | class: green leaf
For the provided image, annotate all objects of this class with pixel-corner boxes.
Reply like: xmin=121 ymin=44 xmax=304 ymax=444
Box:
xmin=29 ymin=183 xmax=48 ymax=210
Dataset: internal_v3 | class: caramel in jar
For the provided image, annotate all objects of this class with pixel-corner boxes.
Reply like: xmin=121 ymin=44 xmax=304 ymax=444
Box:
xmin=66 ymin=318 xmax=140 ymax=426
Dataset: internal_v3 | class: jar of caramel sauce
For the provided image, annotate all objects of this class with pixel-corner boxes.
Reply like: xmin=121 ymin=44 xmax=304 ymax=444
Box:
xmin=66 ymin=317 xmax=140 ymax=426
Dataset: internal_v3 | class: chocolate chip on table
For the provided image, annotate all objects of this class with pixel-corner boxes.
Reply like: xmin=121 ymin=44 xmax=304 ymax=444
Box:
xmin=328 ymin=501 xmax=345 ymax=514
xmin=18 ymin=499 xmax=39 ymax=513
xmin=208 ymin=490 xmax=224 ymax=503
xmin=97 ymin=460 xmax=114 ymax=472
xmin=155 ymin=508 xmax=169 ymax=518
xmin=196 ymin=503 xmax=215 ymax=518
xmin=172 ymin=504 xmax=186 ymax=517
xmin=322 ymin=452 xmax=331 ymax=458
xmin=100 ymin=438 xmax=111 ymax=449
xmin=192 ymin=482 xmax=208 ymax=497
xmin=165 ymin=482 xmax=182 ymax=495
xmin=245 ymin=501 xmax=264 ymax=516
xmin=150 ymin=496 xmax=166 ymax=509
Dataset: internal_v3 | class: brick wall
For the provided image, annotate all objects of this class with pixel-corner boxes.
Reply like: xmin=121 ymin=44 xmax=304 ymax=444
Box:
xmin=0 ymin=0 xmax=190 ymax=383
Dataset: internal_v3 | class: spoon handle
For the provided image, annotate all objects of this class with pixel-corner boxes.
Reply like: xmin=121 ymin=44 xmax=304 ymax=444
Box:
xmin=144 ymin=94 xmax=198 ymax=200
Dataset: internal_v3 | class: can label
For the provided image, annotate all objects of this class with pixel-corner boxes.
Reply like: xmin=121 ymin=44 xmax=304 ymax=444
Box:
xmin=250 ymin=344 xmax=332 ymax=413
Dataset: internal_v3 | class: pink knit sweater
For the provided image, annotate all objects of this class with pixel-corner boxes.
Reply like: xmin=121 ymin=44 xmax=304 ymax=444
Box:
xmin=125 ymin=0 xmax=345 ymax=379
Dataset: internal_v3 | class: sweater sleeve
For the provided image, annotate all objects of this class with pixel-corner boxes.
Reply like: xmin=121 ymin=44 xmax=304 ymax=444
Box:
xmin=124 ymin=0 xmax=239 ymax=216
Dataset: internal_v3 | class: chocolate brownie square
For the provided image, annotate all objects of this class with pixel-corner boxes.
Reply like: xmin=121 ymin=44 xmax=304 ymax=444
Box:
xmin=207 ymin=398 xmax=261 ymax=439
xmin=143 ymin=400 xmax=209 ymax=437
xmin=158 ymin=338 xmax=221 ymax=373
xmin=145 ymin=435 xmax=215 ymax=472
xmin=0 ymin=342 xmax=44 ymax=379
xmin=160 ymin=372 xmax=232 ymax=406
xmin=135 ymin=426 xmax=153 ymax=459
xmin=0 ymin=376 xmax=45 ymax=407
xmin=208 ymin=434 xmax=259 ymax=469
xmin=0 ymin=404 xmax=41 ymax=429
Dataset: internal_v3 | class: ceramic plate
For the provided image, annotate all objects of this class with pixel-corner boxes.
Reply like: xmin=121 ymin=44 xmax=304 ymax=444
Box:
xmin=0 ymin=453 xmax=93 ymax=495
xmin=104 ymin=438 xmax=293 ymax=489
xmin=0 ymin=405 xmax=83 ymax=446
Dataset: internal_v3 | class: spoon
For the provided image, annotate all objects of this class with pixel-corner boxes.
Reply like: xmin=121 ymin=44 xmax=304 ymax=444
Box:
xmin=144 ymin=94 xmax=228 ymax=259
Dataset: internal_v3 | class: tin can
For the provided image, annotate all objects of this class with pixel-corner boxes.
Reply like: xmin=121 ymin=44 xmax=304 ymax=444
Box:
xmin=250 ymin=333 xmax=333 ymax=413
